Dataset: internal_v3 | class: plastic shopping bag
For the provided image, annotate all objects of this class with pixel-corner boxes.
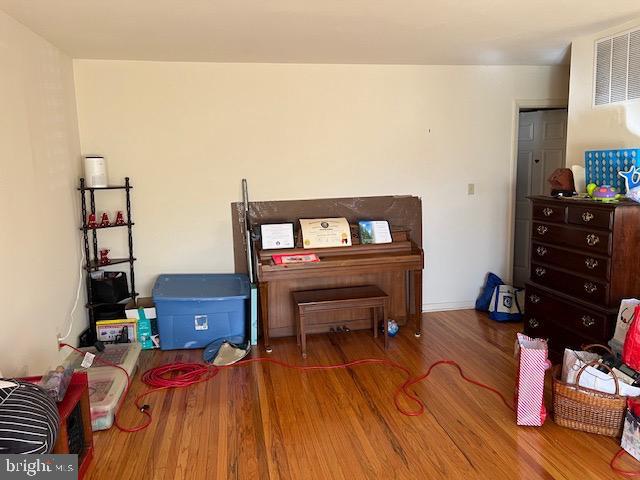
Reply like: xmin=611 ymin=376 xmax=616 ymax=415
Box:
xmin=515 ymin=333 xmax=551 ymax=426
xmin=622 ymin=399 xmax=640 ymax=463
xmin=623 ymin=305 xmax=640 ymax=371
xmin=561 ymin=348 xmax=600 ymax=384
xmin=576 ymin=364 xmax=640 ymax=397
xmin=611 ymin=299 xmax=640 ymax=355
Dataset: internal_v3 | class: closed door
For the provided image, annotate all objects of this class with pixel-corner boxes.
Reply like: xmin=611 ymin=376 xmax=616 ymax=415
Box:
xmin=513 ymin=109 xmax=567 ymax=288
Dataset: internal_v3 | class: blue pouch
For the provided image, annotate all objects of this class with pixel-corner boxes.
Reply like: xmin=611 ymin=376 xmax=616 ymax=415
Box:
xmin=475 ymin=272 xmax=503 ymax=312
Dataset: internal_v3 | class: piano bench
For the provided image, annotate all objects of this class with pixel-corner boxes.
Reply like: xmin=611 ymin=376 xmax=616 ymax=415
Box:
xmin=292 ymin=285 xmax=390 ymax=358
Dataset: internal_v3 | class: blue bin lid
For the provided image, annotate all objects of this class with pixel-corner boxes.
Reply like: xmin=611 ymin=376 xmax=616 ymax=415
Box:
xmin=153 ymin=274 xmax=250 ymax=301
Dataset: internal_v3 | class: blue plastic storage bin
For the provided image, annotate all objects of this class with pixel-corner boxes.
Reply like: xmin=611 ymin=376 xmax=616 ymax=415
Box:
xmin=152 ymin=274 xmax=250 ymax=350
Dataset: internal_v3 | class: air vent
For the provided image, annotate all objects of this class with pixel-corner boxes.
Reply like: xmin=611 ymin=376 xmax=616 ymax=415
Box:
xmin=594 ymin=27 xmax=640 ymax=106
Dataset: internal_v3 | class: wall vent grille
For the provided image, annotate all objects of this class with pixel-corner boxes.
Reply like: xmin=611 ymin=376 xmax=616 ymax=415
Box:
xmin=594 ymin=27 xmax=640 ymax=106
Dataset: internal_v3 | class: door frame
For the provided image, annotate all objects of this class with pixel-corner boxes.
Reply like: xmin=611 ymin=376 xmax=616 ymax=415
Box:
xmin=505 ymin=98 xmax=568 ymax=285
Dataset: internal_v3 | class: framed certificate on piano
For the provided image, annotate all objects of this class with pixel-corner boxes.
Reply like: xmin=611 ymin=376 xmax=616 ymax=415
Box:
xmin=260 ymin=223 xmax=295 ymax=250
xmin=300 ymin=218 xmax=352 ymax=249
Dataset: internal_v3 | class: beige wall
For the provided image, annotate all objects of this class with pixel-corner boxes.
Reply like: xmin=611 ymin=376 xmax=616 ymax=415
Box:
xmin=73 ymin=60 xmax=568 ymax=312
xmin=566 ymin=18 xmax=640 ymax=166
xmin=0 ymin=11 xmax=83 ymax=376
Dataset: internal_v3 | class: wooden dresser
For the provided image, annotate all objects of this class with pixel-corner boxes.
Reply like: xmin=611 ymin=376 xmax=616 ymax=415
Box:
xmin=524 ymin=195 xmax=640 ymax=359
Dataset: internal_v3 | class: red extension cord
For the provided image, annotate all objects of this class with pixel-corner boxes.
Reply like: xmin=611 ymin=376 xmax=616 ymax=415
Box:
xmin=60 ymin=343 xmax=637 ymax=476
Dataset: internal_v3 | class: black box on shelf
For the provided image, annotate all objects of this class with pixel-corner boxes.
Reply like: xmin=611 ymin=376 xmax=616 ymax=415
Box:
xmin=89 ymin=271 xmax=129 ymax=304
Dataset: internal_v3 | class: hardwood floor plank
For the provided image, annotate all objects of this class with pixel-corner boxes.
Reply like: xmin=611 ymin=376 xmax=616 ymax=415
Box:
xmin=85 ymin=310 xmax=629 ymax=479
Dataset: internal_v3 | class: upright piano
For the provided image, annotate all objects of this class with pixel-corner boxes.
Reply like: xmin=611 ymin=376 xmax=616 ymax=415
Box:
xmin=255 ymin=227 xmax=424 ymax=351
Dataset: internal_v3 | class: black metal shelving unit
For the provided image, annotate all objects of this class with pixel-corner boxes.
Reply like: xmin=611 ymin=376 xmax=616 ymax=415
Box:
xmin=78 ymin=177 xmax=137 ymax=344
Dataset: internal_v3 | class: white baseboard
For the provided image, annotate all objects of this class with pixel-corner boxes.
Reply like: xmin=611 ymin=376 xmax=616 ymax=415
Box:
xmin=422 ymin=301 xmax=475 ymax=313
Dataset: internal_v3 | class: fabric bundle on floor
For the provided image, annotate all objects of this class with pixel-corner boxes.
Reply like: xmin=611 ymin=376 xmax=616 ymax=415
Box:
xmin=0 ymin=379 xmax=59 ymax=454
xmin=202 ymin=336 xmax=250 ymax=366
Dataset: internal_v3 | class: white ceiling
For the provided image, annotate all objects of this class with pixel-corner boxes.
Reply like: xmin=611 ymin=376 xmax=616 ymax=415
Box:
xmin=2 ymin=1 xmax=640 ymax=65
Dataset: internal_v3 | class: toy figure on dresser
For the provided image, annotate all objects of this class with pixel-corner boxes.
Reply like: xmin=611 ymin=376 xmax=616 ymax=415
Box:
xmin=548 ymin=168 xmax=576 ymax=197
xmin=114 ymin=210 xmax=126 ymax=226
xmin=587 ymin=183 xmax=622 ymax=202
xmin=620 ymin=165 xmax=640 ymax=203
xmin=87 ymin=213 xmax=97 ymax=229
xmin=99 ymin=248 xmax=110 ymax=265
xmin=100 ymin=212 xmax=110 ymax=227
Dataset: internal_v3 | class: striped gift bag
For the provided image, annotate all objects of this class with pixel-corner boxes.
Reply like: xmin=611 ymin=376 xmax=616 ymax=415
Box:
xmin=515 ymin=333 xmax=551 ymax=426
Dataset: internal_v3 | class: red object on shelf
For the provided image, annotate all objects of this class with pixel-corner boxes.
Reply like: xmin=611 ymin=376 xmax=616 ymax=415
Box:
xmin=99 ymin=212 xmax=110 ymax=227
xmin=87 ymin=213 xmax=97 ymax=229
xmin=21 ymin=372 xmax=94 ymax=480
xmin=114 ymin=211 xmax=126 ymax=226
xmin=272 ymin=253 xmax=320 ymax=265
xmin=99 ymin=248 xmax=111 ymax=265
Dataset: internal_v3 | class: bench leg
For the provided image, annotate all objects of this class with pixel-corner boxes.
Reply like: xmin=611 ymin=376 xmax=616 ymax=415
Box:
xmin=295 ymin=306 xmax=301 ymax=347
xmin=300 ymin=312 xmax=307 ymax=358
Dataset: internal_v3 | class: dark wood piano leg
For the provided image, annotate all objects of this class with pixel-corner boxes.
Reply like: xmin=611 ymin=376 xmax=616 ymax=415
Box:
xmin=383 ymin=300 xmax=389 ymax=349
xmin=259 ymin=281 xmax=272 ymax=353
xmin=413 ymin=269 xmax=423 ymax=338
xmin=372 ymin=307 xmax=378 ymax=339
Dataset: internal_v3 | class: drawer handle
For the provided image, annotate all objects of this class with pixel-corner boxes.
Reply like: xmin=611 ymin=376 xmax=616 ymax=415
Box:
xmin=529 ymin=318 xmax=540 ymax=328
xmin=543 ymin=207 xmax=554 ymax=217
xmin=586 ymin=234 xmax=600 ymax=246
xmin=536 ymin=225 xmax=548 ymax=235
xmin=585 ymin=257 xmax=599 ymax=269
xmin=582 ymin=315 xmax=596 ymax=328
xmin=582 ymin=211 xmax=594 ymax=222
xmin=529 ymin=294 xmax=541 ymax=304
xmin=584 ymin=282 xmax=598 ymax=294
xmin=535 ymin=267 xmax=546 ymax=277
xmin=536 ymin=246 xmax=548 ymax=257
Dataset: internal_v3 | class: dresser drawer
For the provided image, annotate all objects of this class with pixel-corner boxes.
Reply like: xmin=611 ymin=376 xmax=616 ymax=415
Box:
xmin=547 ymin=326 xmax=605 ymax=363
xmin=523 ymin=312 xmax=548 ymax=339
xmin=525 ymin=284 xmax=611 ymax=340
xmin=524 ymin=315 xmax=604 ymax=362
xmin=532 ymin=222 xmax=611 ymax=255
xmin=531 ymin=242 xmax=610 ymax=280
xmin=567 ymin=205 xmax=613 ymax=230
xmin=532 ymin=203 xmax=565 ymax=223
xmin=530 ymin=263 xmax=609 ymax=305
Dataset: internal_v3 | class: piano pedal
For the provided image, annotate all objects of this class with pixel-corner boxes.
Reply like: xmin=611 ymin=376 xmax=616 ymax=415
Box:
xmin=343 ymin=326 xmax=351 ymax=333
xmin=336 ymin=326 xmax=344 ymax=333
xmin=329 ymin=327 xmax=336 ymax=333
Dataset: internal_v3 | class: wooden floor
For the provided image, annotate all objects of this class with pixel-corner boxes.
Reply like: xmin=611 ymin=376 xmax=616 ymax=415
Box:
xmin=86 ymin=310 xmax=636 ymax=479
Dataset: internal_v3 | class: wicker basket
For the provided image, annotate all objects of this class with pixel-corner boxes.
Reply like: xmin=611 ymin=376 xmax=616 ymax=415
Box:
xmin=552 ymin=350 xmax=627 ymax=437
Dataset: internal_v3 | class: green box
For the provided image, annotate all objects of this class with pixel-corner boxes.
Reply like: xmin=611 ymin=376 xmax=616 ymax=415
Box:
xmin=125 ymin=297 xmax=159 ymax=349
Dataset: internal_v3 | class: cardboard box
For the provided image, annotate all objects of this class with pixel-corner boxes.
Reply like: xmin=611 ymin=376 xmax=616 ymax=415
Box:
xmin=95 ymin=319 xmax=137 ymax=343
xmin=125 ymin=297 xmax=156 ymax=320
xmin=125 ymin=297 xmax=160 ymax=349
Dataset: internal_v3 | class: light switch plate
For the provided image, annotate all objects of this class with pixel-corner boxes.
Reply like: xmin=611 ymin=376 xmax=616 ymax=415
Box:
xmin=467 ymin=183 xmax=475 ymax=195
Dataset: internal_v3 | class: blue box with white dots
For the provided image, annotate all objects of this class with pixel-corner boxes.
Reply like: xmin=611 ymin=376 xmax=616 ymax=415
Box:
xmin=585 ymin=148 xmax=640 ymax=193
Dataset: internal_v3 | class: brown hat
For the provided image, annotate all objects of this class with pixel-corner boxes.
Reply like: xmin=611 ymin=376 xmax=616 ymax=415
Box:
xmin=548 ymin=168 xmax=575 ymax=192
